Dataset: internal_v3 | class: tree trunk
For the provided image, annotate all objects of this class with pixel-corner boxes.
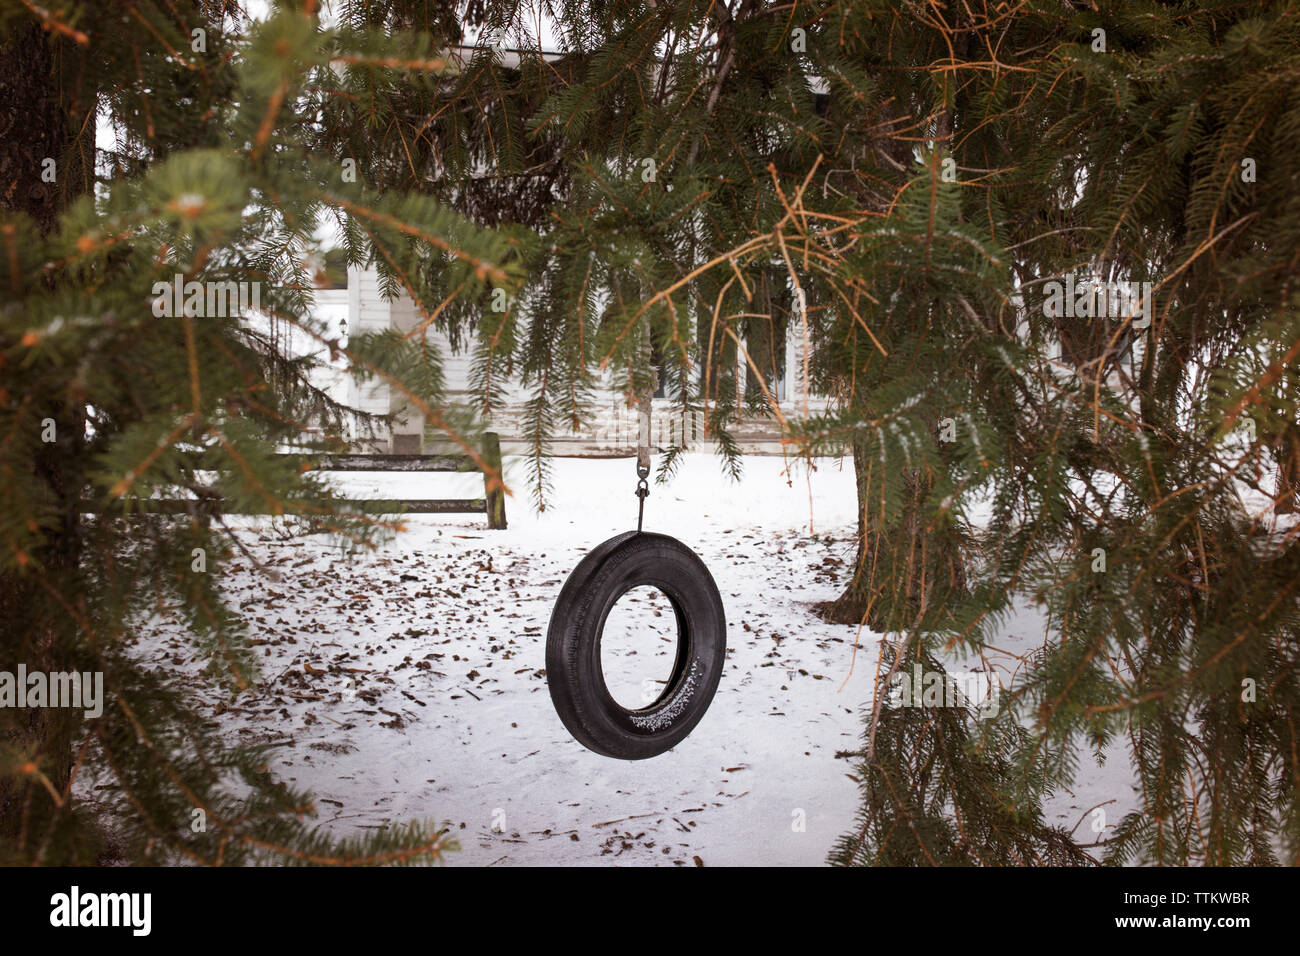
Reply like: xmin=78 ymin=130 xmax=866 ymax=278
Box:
xmin=817 ymin=432 xmax=968 ymax=631
xmin=0 ymin=21 xmax=93 ymax=848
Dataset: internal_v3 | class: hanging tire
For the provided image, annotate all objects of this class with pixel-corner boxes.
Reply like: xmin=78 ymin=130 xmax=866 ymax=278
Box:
xmin=546 ymin=532 xmax=727 ymax=759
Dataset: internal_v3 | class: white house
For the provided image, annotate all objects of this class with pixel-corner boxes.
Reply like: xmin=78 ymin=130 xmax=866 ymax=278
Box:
xmin=311 ymin=266 xmax=826 ymax=456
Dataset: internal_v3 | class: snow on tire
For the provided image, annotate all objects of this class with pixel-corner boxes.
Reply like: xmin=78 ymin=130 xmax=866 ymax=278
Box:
xmin=545 ymin=531 xmax=727 ymax=759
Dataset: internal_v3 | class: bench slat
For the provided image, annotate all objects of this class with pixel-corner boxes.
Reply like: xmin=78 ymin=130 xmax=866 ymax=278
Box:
xmin=82 ymin=498 xmax=487 ymax=515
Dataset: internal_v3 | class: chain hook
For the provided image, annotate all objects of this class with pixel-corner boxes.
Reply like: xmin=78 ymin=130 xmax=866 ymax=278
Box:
xmin=635 ymin=463 xmax=650 ymax=532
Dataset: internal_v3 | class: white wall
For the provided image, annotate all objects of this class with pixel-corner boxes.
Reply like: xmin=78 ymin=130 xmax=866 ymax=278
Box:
xmin=324 ymin=267 xmax=827 ymax=454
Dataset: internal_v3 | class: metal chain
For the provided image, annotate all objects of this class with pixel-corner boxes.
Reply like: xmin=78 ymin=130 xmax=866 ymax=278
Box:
xmin=635 ymin=383 xmax=652 ymax=532
xmin=635 ymin=463 xmax=650 ymax=532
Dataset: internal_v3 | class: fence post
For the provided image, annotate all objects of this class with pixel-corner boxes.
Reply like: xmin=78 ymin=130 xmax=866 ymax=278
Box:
xmin=482 ymin=431 xmax=507 ymax=529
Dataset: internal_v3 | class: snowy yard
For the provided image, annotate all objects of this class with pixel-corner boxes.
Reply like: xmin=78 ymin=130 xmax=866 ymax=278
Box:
xmin=126 ymin=454 xmax=1133 ymax=865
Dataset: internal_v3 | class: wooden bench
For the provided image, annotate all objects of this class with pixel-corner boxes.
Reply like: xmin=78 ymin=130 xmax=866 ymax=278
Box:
xmin=86 ymin=432 xmax=507 ymax=529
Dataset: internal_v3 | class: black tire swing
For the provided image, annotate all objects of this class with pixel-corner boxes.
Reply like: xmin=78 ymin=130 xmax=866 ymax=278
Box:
xmin=546 ymin=420 xmax=727 ymax=760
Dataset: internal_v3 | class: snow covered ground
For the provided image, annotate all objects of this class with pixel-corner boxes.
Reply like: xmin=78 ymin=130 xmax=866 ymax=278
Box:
xmin=127 ymin=453 xmax=1135 ymax=865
